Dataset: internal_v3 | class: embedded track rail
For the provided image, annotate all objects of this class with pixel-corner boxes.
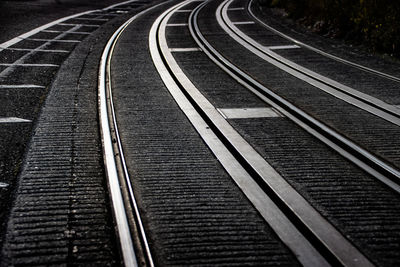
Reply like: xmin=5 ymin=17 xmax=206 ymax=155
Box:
xmin=190 ymin=0 xmax=400 ymax=193
xmin=247 ymin=0 xmax=400 ymax=83
xmin=98 ymin=2 xmax=172 ymax=266
xmin=217 ymin=0 xmax=400 ymax=126
xmin=148 ymin=0 xmax=376 ymax=266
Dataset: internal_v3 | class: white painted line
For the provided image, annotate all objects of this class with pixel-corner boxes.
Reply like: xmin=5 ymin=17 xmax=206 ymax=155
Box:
xmin=42 ymin=30 xmax=91 ymax=35
xmin=58 ymin=23 xmax=100 ymax=27
xmin=41 ymin=30 xmax=63 ymax=33
xmin=1 ymin=25 xmax=79 ymax=79
xmin=267 ymin=45 xmax=301 ymax=50
xmin=0 ymin=84 xmax=45 ymax=89
xmin=166 ymin=23 xmax=188 ymax=26
xmin=175 ymin=9 xmax=192 ymax=12
xmin=169 ymin=47 xmax=202 ymax=52
xmin=20 ymin=38 xmax=81 ymax=43
xmin=232 ymin=21 xmax=255 ymax=25
xmin=228 ymin=7 xmax=244 ymax=10
xmin=0 ymin=9 xmax=98 ymax=53
xmin=217 ymin=107 xmax=283 ymax=119
xmin=0 ymin=47 xmax=69 ymax=53
xmin=69 ymin=31 xmax=92 ymax=35
xmin=0 ymin=182 xmax=9 ymax=188
xmin=0 ymin=0 xmax=140 ymax=54
xmin=102 ymin=0 xmax=138 ymax=10
xmin=0 ymin=117 xmax=32 ymax=123
xmin=73 ymin=17 xmax=108 ymax=21
xmin=0 ymin=63 xmax=58 ymax=67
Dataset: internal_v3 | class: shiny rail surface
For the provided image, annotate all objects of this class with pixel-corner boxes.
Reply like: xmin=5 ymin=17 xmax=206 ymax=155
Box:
xmin=217 ymin=0 xmax=400 ymax=127
xmin=190 ymin=0 xmax=400 ymax=193
xmin=148 ymin=0 xmax=376 ymax=265
xmin=98 ymin=2 xmax=170 ymax=266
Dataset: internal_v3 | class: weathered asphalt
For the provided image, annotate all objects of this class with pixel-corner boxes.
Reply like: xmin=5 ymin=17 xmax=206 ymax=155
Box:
xmin=1 ymin=0 xmax=400 ymax=265
xmin=109 ymin=1 xmax=300 ymax=265
xmin=196 ymin=0 xmax=400 ymax=266
xmin=0 ymin=0 xmax=157 ymax=265
xmin=0 ymin=0 xmax=126 ymax=43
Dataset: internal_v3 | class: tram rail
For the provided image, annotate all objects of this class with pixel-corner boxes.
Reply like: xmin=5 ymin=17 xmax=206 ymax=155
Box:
xmin=189 ymin=0 xmax=400 ymax=193
xmin=147 ymin=0 xmax=378 ymax=265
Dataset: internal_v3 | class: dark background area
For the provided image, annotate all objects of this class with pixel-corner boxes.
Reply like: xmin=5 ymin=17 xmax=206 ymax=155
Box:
xmin=255 ymin=0 xmax=400 ymax=58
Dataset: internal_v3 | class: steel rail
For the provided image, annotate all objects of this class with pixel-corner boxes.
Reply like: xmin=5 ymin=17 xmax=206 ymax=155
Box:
xmin=218 ymin=0 xmax=400 ymax=127
xmin=99 ymin=1 xmax=171 ymax=266
xmin=192 ymin=0 xmax=400 ymax=192
xmin=150 ymin=1 xmax=329 ymax=266
xmin=247 ymin=0 xmax=400 ymax=83
xmin=150 ymin=0 xmax=375 ymax=266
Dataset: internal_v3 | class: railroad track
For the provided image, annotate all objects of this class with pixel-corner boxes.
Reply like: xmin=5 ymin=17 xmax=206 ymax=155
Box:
xmin=3 ymin=0 xmax=397 ymax=265
xmin=99 ymin=0 xmax=400 ymax=266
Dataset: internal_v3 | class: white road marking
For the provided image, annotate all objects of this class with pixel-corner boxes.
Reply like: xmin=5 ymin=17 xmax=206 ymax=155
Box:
xmin=69 ymin=31 xmax=92 ymax=35
xmin=217 ymin=107 xmax=283 ymax=119
xmin=0 ymin=63 xmax=58 ymax=67
xmin=267 ymin=45 xmax=301 ymax=50
xmin=228 ymin=7 xmax=244 ymax=10
xmin=102 ymin=0 xmax=138 ymax=11
xmin=73 ymin=17 xmax=108 ymax=21
xmin=0 ymin=0 xmax=139 ymax=54
xmin=58 ymin=23 xmax=100 ymax=27
xmin=166 ymin=23 xmax=188 ymax=26
xmin=42 ymin=30 xmax=91 ymax=35
xmin=0 ymin=25 xmax=80 ymax=78
xmin=0 ymin=117 xmax=32 ymax=123
xmin=0 ymin=182 xmax=9 ymax=188
xmin=20 ymin=38 xmax=81 ymax=43
xmin=0 ymin=84 xmax=45 ymax=89
xmin=0 ymin=11 xmax=96 ymax=53
xmin=0 ymin=47 xmax=69 ymax=53
xmin=169 ymin=47 xmax=202 ymax=52
xmin=232 ymin=21 xmax=255 ymax=25
xmin=175 ymin=9 xmax=192 ymax=12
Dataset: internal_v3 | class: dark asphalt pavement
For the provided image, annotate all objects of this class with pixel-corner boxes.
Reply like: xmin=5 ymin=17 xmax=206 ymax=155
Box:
xmin=0 ymin=0 xmax=125 ymax=44
xmin=0 ymin=1 xmax=149 ymax=264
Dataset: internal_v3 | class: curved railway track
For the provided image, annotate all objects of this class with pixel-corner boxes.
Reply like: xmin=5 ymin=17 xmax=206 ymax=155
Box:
xmin=98 ymin=0 xmax=400 ymax=266
xmin=206 ymin=0 xmax=400 ymax=192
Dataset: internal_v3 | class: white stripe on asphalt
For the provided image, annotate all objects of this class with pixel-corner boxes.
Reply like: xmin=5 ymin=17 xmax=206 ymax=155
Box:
xmin=0 ymin=117 xmax=32 ymax=123
xmin=217 ymin=107 xmax=283 ymax=119
xmin=267 ymin=45 xmax=301 ymax=50
xmin=0 ymin=84 xmax=45 ymax=89
xmin=169 ymin=47 xmax=202 ymax=52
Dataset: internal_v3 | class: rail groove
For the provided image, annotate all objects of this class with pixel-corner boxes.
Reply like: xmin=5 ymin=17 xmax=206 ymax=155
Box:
xmin=98 ymin=1 xmax=172 ymax=266
xmin=148 ymin=0 xmax=376 ymax=266
xmin=218 ymin=0 xmax=400 ymax=127
xmin=190 ymin=0 xmax=400 ymax=193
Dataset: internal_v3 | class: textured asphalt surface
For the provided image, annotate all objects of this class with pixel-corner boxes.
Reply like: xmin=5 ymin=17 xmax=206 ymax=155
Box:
xmin=0 ymin=0 xmax=153 ymax=265
xmin=0 ymin=0 xmax=124 ymax=43
xmin=1 ymin=0 xmax=400 ymax=265
xmin=195 ymin=0 xmax=400 ymax=266
xmin=110 ymin=1 xmax=299 ymax=265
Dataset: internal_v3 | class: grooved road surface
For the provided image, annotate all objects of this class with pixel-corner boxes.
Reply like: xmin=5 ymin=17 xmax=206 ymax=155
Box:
xmin=1 ymin=0 xmax=400 ymax=266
